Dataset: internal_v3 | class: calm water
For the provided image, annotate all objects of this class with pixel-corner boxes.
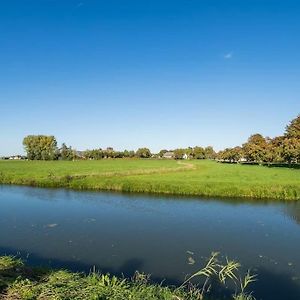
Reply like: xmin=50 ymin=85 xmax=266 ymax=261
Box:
xmin=1 ymin=185 xmax=300 ymax=299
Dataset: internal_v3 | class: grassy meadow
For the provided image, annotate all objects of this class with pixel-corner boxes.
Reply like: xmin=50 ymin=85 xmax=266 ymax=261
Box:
xmin=0 ymin=159 xmax=299 ymax=200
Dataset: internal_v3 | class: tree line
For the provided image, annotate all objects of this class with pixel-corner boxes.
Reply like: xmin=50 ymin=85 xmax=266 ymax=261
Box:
xmin=217 ymin=115 xmax=300 ymax=164
xmin=22 ymin=136 xmax=216 ymax=161
xmin=21 ymin=115 xmax=299 ymax=163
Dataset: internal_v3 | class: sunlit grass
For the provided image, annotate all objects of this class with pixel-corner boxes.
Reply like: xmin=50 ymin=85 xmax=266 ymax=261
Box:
xmin=0 ymin=159 xmax=299 ymax=200
xmin=0 ymin=255 xmax=256 ymax=300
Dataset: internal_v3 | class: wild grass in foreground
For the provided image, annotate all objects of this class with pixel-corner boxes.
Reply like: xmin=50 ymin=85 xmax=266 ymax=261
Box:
xmin=0 ymin=254 xmax=256 ymax=300
xmin=0 ymin=159 xmax=299 ymax=200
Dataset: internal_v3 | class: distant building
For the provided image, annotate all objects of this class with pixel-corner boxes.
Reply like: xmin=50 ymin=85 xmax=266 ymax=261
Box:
xmin=239 ymin=157 xmax=247 ymax=162
xmin=8 ymin=155 xmax=24 ymax=160
xmin=163 ymin=151 xmax=175 ymax=159
xmin=75 ymin=151 xmax=85 ymax=159
xmin=182 ymin=153 xmax=188 ymax=160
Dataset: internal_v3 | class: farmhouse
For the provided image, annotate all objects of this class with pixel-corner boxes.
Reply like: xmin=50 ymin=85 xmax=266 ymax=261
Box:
xmin=9 ymin=155 xmax=22 ymax=160
xmin=163 ymin=151 xmax=175 ymax=159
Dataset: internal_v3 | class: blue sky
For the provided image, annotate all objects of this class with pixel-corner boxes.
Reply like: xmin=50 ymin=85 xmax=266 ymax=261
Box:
xmin=0 ymin=0 xmax=299 ymax=155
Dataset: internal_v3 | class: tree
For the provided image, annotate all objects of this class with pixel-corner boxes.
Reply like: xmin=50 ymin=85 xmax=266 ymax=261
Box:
xmin=217 ymin=147 xmax=243 ymax=162
xmin=173 ymin=148 xmax=186 ymax=159
xmin=23 ymin=135 xmax=58 ymax=160
xmin=266 ymin=136 xmax=285 ymax=163
xmin=193 ymin=146 xmax=205 ymax=159
xmin=282 ymin=115 xmax=300 ymax=163
xmin=242 ymin=134 xmax=268 ymax=162
xmin=285 ymin=115 xmax=300 ymax=138
xmin=136 ymin=148 xmax=151 ymax=158
xmin=204 ymin=146 xmax=216 ymax=159
xmin=60 ymin=143 xmax=75 ymax=161
xmin=282 ymin=137 xmax=300 ymax=163
xmin=84 ymin=149 xmax=103 ymax=160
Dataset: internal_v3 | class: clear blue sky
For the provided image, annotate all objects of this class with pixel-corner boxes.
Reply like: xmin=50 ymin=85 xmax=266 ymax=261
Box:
xmin=1 ymin=0 xmax=299 ymax=155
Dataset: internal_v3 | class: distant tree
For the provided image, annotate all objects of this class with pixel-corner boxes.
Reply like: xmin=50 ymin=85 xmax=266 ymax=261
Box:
xmin=242 ymin=134 xmax=268 ymax=162
xmin=136 ymin=148 xmax=151 ymax=158
xmin=60 ymin=143 xmax=75 ymax=161
xmin=173 ymin=148 xmax=186 ymax=159
xmin=123 ymin=150 xmax=130 ymax=158
xmin=217 ymin=146 xmax=243 ymax=162
xmin=204 ymin=146 xmax=216 ymax=159
xmin=192 ymin=146 xmax=205 ymax=159
xmin=128 ymin=150 xmax=136 ymax=158
xmin=84 ymin=149 xmax=103 ymax=160
xmin=23 ymin=135 xmax=58 ymax=160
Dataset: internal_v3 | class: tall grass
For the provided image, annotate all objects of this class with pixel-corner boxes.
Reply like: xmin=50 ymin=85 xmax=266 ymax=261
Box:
xmin=0 ymin=255 xmax=255 ymax=300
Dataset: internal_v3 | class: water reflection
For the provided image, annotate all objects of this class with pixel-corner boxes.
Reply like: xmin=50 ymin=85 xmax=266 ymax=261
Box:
xmin=284 ymin=202 xmax=300 ymax=224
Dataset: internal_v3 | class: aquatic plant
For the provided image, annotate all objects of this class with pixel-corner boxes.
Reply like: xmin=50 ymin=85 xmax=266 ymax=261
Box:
xmin=179 ymin=252 xmax=256 ymax=300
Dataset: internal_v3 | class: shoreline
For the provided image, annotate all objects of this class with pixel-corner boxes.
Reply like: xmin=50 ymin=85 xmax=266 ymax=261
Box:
xmin=0 ymin=159 xmax=299 ymax=201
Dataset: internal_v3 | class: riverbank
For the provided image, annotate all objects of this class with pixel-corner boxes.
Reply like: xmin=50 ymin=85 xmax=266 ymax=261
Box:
xmin=1 ymin=255 xmax=256 ymax=300
xmin=0 ymin=256 xmax=191 ymax=300
xmin=0 ymin=159 xmax=299 ymax=200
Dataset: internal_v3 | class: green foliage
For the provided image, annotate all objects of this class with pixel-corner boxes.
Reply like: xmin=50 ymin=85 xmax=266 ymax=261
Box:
xmin=84 ymin=149 xmax=136 ymax=160
xmin=60 ymin=143 xmax=76 ymax=161
xmin=23 ymin=135 xmax=58 ymax=160
xmin=192 ymin=146 xmax=206 ymax=159
xmin=242 ymin=134 xmax=267 ymax=163
xmin=136 ymin=148 xmax=151 ymax=158
xmin=285 ymin=114 xmax=300 ymax=138
xmin=282 ymin=137 xmax=300 ymax=164
xmin=204 ymin=146 xmax=216 ymax=159
xmin=0 ymin=256 xmax=23 ymax=271
xmin=172 ymin=146 xmax=216 ymax=160
xmin=174 ymin=148 xmax=186 ymax=159
xmin=217 ymin=115 xmax=300 ymax=164
xmin=217 ymin=147 xmax=244 ymax=162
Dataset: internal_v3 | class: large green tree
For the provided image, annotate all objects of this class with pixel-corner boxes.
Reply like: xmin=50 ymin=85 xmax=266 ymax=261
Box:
xmin=282 ymin=137 xmax=300 ymax=163
xmin=285 ymin=115 xmax=300 ymax=138
xmin=217 ymin=146 xmax=243 ymax=162
xmin=135 ymin=148 xmax=151 ymax=158
xmin=204 ymin=146 xmax=216 ymax=159
xmin=242 ymin=134 xmax=268 ymax=162
xmin=23 ymin=135 xmax=58 ymax=160
xmin=192 ymin=146 xmax=205 ymax=159
xmin=60 ymin=143 xmax=75 ymax=161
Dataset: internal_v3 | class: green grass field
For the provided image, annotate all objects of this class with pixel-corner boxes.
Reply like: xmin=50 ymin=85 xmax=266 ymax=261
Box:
xmin=0 ymin=159 xmax=299 ymax=200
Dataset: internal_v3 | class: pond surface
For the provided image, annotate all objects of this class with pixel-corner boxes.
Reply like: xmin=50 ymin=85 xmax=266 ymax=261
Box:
xmin=1 ymin=185 xmax=300 ymax=299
